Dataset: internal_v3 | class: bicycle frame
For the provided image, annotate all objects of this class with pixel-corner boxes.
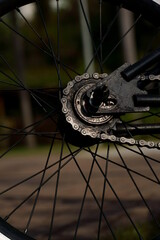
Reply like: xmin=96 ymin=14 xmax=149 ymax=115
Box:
xmin=122 ymin=48 xmax=160 ymax=80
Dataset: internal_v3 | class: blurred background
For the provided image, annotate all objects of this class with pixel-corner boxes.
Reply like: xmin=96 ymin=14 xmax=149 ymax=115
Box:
xmin=0 ymin=0 xmax=159 ymax=150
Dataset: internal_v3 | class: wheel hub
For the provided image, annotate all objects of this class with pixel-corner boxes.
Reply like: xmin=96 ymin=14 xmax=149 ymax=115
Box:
xmin=61 ymin=72 xmax=118 ymax=146
xmin=74 ymin=81 xmax=114 ymax=125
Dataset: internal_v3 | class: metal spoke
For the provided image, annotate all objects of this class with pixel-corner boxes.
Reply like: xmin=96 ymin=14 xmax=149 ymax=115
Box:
xmin=138 ymin=147 xmax=160 ymax=183
xmin=0 ymin=112 xmax=58 ymax=146
xmin=0 ymin=1 xmax=159 ymax=239
xmin=102 ymin=15 xmax=141 ymax=65
xmin=97 ymin=144 xmax=110 ymax=240
xmin=84 ymin=148 xmax=159 ymax=185
xmin=119 ymin=144 xmax=160 ymax=164
xmin=4 ymin=146 xmax=83 ymax=221
xmin=0 ymin=18 xmax=52 ymax=58
xmin=79 ymin=0 xmax=102 ymax=72
xmin=0 ymin=109 xmax=56 ymax=158
xmin=0 ymin=53 xmax=55 ymax=113
xmin=16 ymin=7 xmax=51 ymax=53
xmin=115 ymin=144 xmax=160 ymax=228
xmin=36 ymin=0 xmax=62 ymax=89
xmin=94 ymin=157 xmax=143 ymax=240
xmin=85 ymin=8 xmax=120 ymax=72
xmin=67 ymin=143 xmax=116 ymax=240
xmin=99 ymin=0 xmax=103 ymax=63
xmin=0 ymin=148 xmax=81 ymax=196
xmin=74 ymin=144 xmax=99 ymax=239
xmin=48 ymin=135 xmax=64 ymax=239
xmin=25 ymin=137 xmax=56 ymax=234
xmin=124 ymin=111 xmax=160 ymax=125
xmin=17 ymin=5 xmax=80 ymax=78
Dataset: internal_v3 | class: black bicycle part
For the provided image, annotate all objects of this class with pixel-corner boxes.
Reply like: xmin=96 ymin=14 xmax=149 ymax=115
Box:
xmin=134 ymin=94 xmax=160 ymax=107
xmin=115 ymin=123 xmax=160 ymax=136
xmin=0 ymin=218 xmax=35 ymax=240
xmin=122 ymin=48 xmax=160 ymax=81
xmin=0 ymin=0 xmax=34 ymax=17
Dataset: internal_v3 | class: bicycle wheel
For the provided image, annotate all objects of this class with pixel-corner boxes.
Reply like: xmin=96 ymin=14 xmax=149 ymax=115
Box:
xmin=0 ymin=0 xmax=160 ymax=239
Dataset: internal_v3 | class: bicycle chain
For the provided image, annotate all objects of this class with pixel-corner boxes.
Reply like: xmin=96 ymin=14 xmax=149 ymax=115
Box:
xmin=61 ymin=73 xmax=160 ymax=149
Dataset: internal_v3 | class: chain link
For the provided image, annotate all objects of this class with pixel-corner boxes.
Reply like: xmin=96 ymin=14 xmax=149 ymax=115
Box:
xmin=140 ymin=74 xmax=160 ymax=81
xmin=62 ymin=73 xmax=160 ymax=149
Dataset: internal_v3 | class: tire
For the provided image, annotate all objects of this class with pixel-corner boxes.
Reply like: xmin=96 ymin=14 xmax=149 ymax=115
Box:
xmin=0 ymin=0 xmax=160 ymax=239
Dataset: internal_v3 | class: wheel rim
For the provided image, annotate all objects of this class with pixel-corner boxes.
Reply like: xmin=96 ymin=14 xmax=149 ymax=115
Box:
xmin=0 ymin=1 xmax=160 ymax=239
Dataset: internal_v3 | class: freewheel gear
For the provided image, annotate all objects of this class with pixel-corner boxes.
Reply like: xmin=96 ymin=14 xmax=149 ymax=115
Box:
xmin=61 ymin=72 xmax=118 ymax=140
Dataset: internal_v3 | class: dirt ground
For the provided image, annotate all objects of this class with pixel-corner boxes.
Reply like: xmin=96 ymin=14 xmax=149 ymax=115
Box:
xmin=0 ymin=146 xmax=160 ymax=239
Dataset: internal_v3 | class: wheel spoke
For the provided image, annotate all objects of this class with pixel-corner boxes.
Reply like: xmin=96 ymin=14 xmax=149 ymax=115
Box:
xmin=102 ymin=14 xmax=141 ymax=65
xmin=74 ymin=144 xmax=99 ymax=238
xmin=36 ymin=0 xmax=62 ymax=89
xmin=16 ymin=7 xmax=51 ymax=54
xmin=94 ymin=157 xmax=143 ymax=240
xmin=0 ymin=148 xmax=82 ymax=196
xmin=84 ymin=147 xmax=160 ymax=185
xmin=67 ymin=143 xmax=116 ymax=240
xmin=97 ymin=144 xmax=110 ymax=240
xmin=0 ymin=109 xmax=56 ymax=158
xmin=25 ymin=137 xmax=55 ymax=234
xmin=48 ymin=136 xmax=64 ymax=239
xmin=0 ymin=18 xmax=52 ymax=58
xmin=115 ymin=144 xmax=160 ymax=228
xmin=85 ymin=6 xmax=120 ymax=72
xmin=4 ymin=145 xmax=83 ymax=222
xmin=0 ymin=1 xmax=159 ymax=239
xmin=79 ymin=0 xmax=103 ymax=72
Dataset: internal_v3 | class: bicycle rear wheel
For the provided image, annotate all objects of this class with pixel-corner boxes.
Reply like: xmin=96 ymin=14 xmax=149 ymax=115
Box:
xmin=0 ymin=0 xmax=160 ymax=239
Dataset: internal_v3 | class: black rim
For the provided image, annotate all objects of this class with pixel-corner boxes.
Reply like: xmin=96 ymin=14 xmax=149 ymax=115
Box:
xmin=0 ymin=0 xmax=160 ymax=239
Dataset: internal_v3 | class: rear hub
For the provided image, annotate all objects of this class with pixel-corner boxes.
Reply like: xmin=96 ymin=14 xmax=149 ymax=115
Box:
xmin=60 ymin=72 xmax=118 ymax=147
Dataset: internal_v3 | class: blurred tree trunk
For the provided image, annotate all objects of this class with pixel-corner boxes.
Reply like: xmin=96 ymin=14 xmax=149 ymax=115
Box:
xmin=119 ymin=9 xmax=137 ymax=64
xmin=78 ymin=0 xmax=95 ymax=74
xmin=11 ymin=11 xmax=37 ymax=148
xmin=34 ymin=0 xmax=51 ymax=26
